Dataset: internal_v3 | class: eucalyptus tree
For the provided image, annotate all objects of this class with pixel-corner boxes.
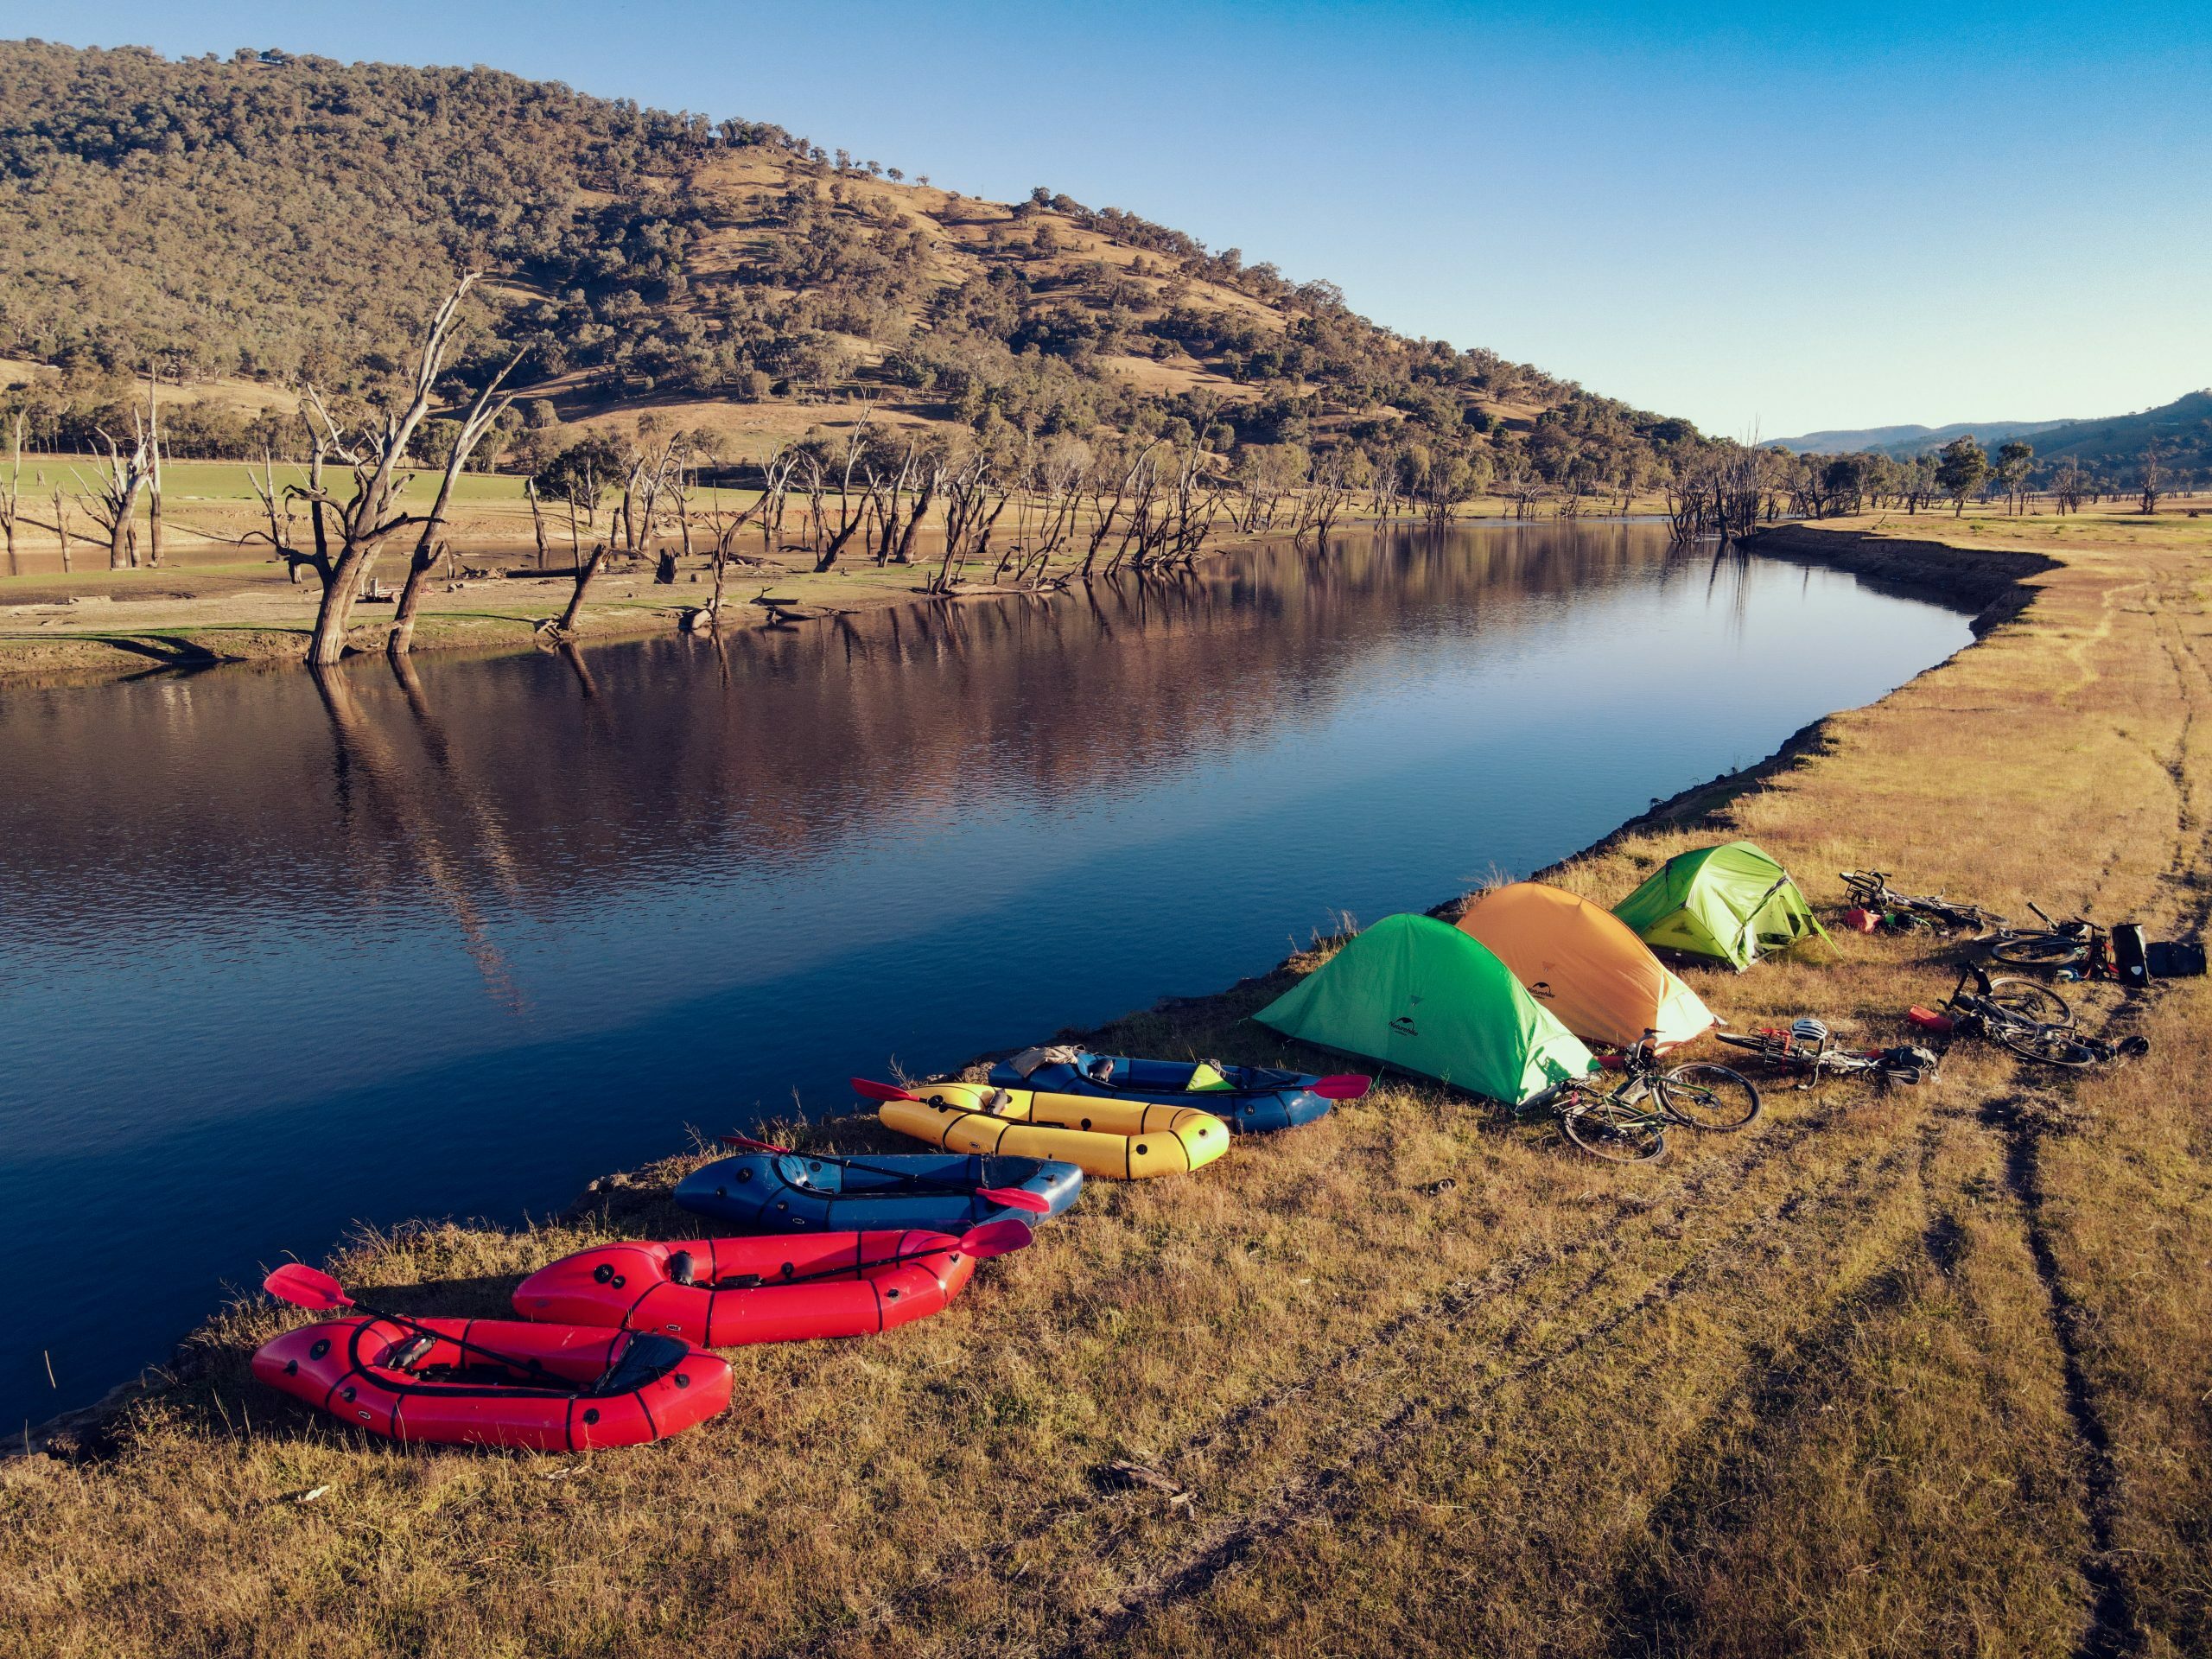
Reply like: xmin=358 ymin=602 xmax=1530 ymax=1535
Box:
xmin=1934 ymin=436 xmax=1989 ymax=518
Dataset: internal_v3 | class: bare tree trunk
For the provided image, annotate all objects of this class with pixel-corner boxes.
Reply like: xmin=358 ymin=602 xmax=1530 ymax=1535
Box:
xmin=145 ymin=370 xmax=163 ymax=567
xmin=53 ymin=489 xmax=71 ymax=573
xmin=526 ymin=478 xmax=550 ymax=571
xmin=390 ymin=347 xmax=524 ymax=656
xmin=558 ymin=543 xmax=610 ymax=632
xmin=304 ymin=275 xmax=480 ymax=666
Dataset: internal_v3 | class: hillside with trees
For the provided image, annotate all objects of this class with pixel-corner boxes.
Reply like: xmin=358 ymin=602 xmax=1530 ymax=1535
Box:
xmin=0 ymin=38 xmax=1702 ymax=512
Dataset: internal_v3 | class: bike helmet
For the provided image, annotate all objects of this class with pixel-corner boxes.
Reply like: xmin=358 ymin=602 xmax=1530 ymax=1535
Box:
xmin=1789 ymin=1017 xmax=1831 ymax=1050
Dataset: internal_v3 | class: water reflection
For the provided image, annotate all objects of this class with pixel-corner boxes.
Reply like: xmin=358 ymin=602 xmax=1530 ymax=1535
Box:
xmin=0 ymin=523 xmax=1973 ymax=1424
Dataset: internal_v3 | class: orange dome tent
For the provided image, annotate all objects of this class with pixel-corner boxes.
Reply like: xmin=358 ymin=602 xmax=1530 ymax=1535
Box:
xmin=1456 ymin=881 xmax=1716 ymax=1051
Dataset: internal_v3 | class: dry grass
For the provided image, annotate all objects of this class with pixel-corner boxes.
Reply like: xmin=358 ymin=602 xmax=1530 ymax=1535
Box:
xmin=3 ymin=511 xmax=2210 ymax=1656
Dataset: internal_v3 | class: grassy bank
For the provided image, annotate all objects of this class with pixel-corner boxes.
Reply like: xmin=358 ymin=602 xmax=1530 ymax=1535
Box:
xmin=4 ymin=510 xmax=2210 ymax=1657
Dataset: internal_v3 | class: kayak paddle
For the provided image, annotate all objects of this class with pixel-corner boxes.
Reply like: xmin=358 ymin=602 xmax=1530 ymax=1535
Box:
xmin=715 ymin=1129 xmax=1051 ymax=1215
xmin=851 ymin=1077 xmax=924 ymax=1103
xmin=859 ymin=1070 xmax=1371 ymax=1105
xmin=264 ymin=1263 xmax=548 ymax=1379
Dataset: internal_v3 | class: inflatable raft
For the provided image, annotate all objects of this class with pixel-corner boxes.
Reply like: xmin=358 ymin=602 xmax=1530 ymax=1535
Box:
xmin=251 ymin=1317 xmax=730 ymax=1451
xmin=986 ymin=1048 xmax=1349 ymax=1134
xmin=675 ymin=1150 xmax=1084 ymax=1234
xmin=871 ymin=1080 xmax=1229 ymax=1179
xmin=512 ymin=1228 xmax=1002 ymax=1346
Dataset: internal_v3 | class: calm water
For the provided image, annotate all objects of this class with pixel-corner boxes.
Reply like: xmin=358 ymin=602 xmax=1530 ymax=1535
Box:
xmin=0 ymin=524 xmax=1971 ymax=1426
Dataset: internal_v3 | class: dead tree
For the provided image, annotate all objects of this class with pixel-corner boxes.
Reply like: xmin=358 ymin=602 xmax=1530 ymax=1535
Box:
xmin=388 ymin=346 xmax=527 ymax=655
xmin=144 ymin=371 xmax=164 ymax=567
xmin=803 ymin=414 xmax=876 ymax=572
xmin=556 ymin=541 xmax=612 ymax=634
xmin=245 ymin=448 xmax=314 ymax=581
xmin=51 ymin=488 xmax=72 ymax=572
xmin=927 ymin=454 xmax=1008 ymax=592
xmin=2139 ymin=444 xmax=2165 ymax=515
xmin=75 ymin=408 xmax=156 ymax=570
xmin=1296 ymin=452 xmax=1351 ymax=549
xmin=293 ymin=274 xmax=485 ymax=666
xmin=0 ymin=412 xmax=22 ymax=575
xmin=524 ymin=478 xmax=551 ymax=570
xmin=1075 ymin=442 xmax=1151 ymax=578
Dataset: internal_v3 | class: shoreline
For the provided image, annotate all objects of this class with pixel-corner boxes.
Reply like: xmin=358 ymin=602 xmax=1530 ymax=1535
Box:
xmin=12 ymin=508 xmax=2212 ymax=1656
xmin=0 ymin=512 xmax=1681 ymax=686
xmin=16 ymin=519 xmax=2012 ymax=1447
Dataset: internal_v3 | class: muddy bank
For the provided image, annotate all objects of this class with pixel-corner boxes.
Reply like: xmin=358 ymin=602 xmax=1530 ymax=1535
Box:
xmin=1742 ymin=521 xmax=2058 ymax=634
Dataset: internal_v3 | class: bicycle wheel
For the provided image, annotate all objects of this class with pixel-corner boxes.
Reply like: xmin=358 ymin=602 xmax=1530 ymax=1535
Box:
xmin=1990 ymin=933 xmax=2087 ymax=969
xmin=1982 ymin=976 xmax=2072 ymax=1026
xmin=1660 ymin=1064 xmax=1763 ymax=1131
xmin=1995 ymin=1025 xmax=2099 ymax=1069
xmin=1560 ymin=1092 xmax=1667 ymax=1163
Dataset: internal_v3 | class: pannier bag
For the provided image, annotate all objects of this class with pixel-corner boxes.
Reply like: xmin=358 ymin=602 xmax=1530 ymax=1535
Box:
xmin=2113 ymin=924 xmax=2150 ymax=990
xmin=2147 ymin=938 xmax=2209 ymax=978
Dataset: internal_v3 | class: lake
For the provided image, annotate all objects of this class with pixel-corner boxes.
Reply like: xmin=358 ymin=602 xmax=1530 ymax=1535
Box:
xmin=0 ymin=523 xmax=1973 ymax=1427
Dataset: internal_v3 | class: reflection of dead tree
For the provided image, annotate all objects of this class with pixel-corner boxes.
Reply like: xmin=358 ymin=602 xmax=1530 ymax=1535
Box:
xmin=386 ymin=652 xmax=527 ymax=907
xmin=556 ymin=640 xmax=600 ymax=700
xmin=310 ymin=661 xmax=524 ymax=1011
xmin=388 ymin=345 xmax=527 ymax=656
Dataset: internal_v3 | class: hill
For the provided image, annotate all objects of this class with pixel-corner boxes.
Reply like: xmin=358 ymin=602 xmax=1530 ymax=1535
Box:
xmin=0 ymin=39 xmax=1699 ymax=493
xmin=2012 ymin=391 xmax=2212 ymax=475
xmin=1770 ymin=418 xmax=2076 ymax=457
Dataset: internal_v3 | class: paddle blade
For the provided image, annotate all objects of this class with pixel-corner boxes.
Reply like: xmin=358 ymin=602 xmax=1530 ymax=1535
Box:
xmin=977 ymin=1185 xmax=1052 ymax=1215
xmin=264 ymin=1263 xmax=353 ymax=1312
xmin=954 ymin=1218 xmax=1035 ymax=1260
xmin=851 ymin=1077 xmax=921 ymax=1103
xmin=1311 ymin=1074 xmax=1372 ymax=1101
xmin=718 ymin=1131 xmax=791 ymax=1154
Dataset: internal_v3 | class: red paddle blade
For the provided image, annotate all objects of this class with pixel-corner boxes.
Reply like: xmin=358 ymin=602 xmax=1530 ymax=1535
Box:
xmin=264 ymin=1263 xmax=353 ymax=1312
xmin=852 ymin=1077 xmax=922 ymax=1103
xmin=977 ymin=1185 xmax=1052 ymax=1215
xmin=719 ymin=1131 xmax=791 ymax=1154
xmin=954 ymin=1218 xmax=1035 ymax=1259
xmin=1311 ymin=1074 xmax=1372 ymax=1101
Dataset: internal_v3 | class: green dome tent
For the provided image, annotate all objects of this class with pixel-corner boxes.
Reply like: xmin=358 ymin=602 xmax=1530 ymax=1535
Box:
xmin=1610 ymin=840 xmax=1830 ymax=971
xmin=1254 ymin=914 xmax=1595 ymax=1105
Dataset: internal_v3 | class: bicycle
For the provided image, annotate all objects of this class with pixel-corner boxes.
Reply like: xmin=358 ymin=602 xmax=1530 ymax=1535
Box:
xmin=1716 ymin=1017 xmax=1939 ymax=1090
xmin=1906 ymin=964 xmax=2140 ymax=1069
xmin=1553 ymin=1033 xmax=1762 ymax=1164
xmin=1986 ymin=902 xmax=2112 ymax=976
xmin=1838 ymin=869 xmax=2006 ymax=931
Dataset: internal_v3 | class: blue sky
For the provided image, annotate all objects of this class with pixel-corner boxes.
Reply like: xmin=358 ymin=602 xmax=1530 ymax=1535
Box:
xmin=10 ymin=0 xmax=2209 ymax=435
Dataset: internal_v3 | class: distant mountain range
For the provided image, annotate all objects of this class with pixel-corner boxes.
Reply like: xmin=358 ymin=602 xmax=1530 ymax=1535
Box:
xmin=1773 ymin=392 xmax=2212 ymax=475
xmin=1770 ymin=418 xmax=2077 ymax=457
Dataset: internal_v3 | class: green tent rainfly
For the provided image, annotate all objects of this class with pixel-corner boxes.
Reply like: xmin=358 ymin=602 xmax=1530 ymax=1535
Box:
xmin=1609 ymin=839 xmax=1830 ymax=971
xmin=1255 ymin=914 xmax=1595 ymax=1104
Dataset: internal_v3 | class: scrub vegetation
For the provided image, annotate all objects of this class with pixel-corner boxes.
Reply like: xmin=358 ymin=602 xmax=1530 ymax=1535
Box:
xmin=5 ymin=509 xmax=2209 ymax=1656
